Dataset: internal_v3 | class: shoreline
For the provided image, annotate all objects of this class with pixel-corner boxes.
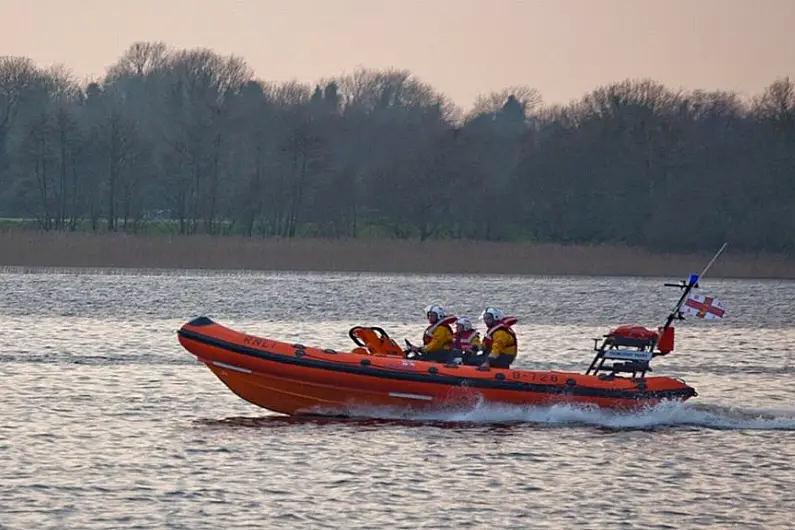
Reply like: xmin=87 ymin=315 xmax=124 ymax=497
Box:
xmin=1 ymin=230 xmax=794 ymax=279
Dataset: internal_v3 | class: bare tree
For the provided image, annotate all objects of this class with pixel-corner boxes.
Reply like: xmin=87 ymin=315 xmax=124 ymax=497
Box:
xmin=335 ymin=67 xmax=459 ymax=121
xmin=106 ymin=41 xmax=170 ymax=80
xmin=160 ymin=48 xmax=253 ymax=234
xmin=468 ymin=85 xmax=543 ymax=121
xmin=0 ymin=57 xmax=41 ymax=183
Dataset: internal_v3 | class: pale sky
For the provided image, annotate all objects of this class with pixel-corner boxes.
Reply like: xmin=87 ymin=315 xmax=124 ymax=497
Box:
xmin=1 ymin=0 xmax=793 ymax=110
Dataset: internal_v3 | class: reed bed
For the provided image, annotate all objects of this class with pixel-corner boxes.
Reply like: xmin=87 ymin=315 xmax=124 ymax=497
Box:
xmin=1 ymin=230 xmax=793 ymax=279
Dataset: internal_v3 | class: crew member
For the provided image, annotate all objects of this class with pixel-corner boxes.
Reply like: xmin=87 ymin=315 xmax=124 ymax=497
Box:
xmin=451 ymin=316 xmax=481 ymax=364
xmin=415 ymin=304 xmax=455 ymax=362
xmin=479 ymin=307 xmax=518 ymax=369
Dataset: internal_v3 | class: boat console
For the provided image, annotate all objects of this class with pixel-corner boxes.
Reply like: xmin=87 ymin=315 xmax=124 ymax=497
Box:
xmin=586 ymin=325 xmax=663 ymax=379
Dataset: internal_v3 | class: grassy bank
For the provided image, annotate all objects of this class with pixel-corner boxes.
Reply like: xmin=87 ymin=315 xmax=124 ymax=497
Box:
xmin=1 ymin=230 xmax=794 ymax=279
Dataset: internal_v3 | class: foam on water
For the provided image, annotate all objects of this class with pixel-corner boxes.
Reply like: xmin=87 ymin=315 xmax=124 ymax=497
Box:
xmin=318 ymin=399 xmax=795 ymax=431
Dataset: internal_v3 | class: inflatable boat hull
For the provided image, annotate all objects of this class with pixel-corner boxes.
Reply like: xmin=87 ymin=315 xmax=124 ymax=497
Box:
xmin=177 ymin=317 xmax=697 ymax=416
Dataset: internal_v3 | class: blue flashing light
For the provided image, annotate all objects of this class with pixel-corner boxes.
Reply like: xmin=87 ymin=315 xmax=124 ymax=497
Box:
xmin=688 ymin=274 xmax=700 ymax=286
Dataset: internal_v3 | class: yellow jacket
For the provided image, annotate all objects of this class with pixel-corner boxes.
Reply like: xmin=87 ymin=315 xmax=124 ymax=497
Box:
xmin=489 ymin=328 xmax=517 ymax=357
xmin=424 ymin=324 xmax=453 ymax=352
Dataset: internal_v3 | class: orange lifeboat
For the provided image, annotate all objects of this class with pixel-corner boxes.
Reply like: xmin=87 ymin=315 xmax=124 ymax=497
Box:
xmin=177 ymin=317 xmax=697 ymax=417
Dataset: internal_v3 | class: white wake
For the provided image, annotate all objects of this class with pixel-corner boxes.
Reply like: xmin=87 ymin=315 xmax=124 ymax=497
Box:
xmin=328 ymin=399 xmax=795 ymax=431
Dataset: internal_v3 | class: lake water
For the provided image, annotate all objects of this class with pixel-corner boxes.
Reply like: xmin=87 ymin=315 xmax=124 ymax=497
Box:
xmin=1 ymin=269 xmax=794 ymax=529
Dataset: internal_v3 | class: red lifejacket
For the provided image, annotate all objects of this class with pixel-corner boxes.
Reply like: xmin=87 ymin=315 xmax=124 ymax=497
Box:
xmin=483 ymin=316 xmax=518 ymax=352
xmin=608 ymin=324 xmax=658 ymax=342
xmin=453 ymin=329 xmax=479 ymax=350
xmin=423 ymin=315 xmax=457 ymax=346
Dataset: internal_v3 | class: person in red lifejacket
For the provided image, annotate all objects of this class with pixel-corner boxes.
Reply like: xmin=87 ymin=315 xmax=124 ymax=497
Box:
xmin=478 ymin=307 xmax=518 ymax=369
xmin=451 ymin=316 xmax=481 ymax=364
xmin=412 ymin=304 xmax=456 ymax=363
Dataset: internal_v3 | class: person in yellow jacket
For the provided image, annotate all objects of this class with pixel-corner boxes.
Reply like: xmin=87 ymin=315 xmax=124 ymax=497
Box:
xmin=479 ymin=307 xmax=518 ymax=369
xmin=414 ymin=304 xmax=456 ymax=363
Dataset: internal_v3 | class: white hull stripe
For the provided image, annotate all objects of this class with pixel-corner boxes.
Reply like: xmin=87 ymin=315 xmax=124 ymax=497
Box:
xmin=212 ymin=361 xmax=252 ymax=374
xmin=388 ymin=392 xmax=434 ymax=401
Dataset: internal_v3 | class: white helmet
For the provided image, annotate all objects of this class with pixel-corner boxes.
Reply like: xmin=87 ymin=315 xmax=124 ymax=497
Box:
xmin=455 ymin=317 xmax=473 ymax=331
xmin=480 ymin=307 xmax=504 ymax=322
xmin=424 ymin=304 xmax=446 ymax=320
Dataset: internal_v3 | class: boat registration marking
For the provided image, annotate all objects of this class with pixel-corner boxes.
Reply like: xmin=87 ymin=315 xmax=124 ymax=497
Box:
xmin=212 ymin=361 xmax=252 ymax=374
xmin=388 ymin=392 xmax=433 ymax=401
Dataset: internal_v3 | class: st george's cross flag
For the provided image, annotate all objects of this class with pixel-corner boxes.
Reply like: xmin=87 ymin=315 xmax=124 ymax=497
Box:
xmin=681 ymin=293 xmax=726 ymax=320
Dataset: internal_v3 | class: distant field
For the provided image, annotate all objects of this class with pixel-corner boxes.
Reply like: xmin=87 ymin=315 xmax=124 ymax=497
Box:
xmin=1 ymin=229 xmax=794 ymax=279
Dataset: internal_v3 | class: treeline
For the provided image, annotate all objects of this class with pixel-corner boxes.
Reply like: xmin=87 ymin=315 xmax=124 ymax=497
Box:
xmin=0 ymin=42 xmax=793 ymax=253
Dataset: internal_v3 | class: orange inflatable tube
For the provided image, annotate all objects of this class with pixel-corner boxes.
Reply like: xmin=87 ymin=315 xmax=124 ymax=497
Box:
xmin=177 ymin=317 xmax=697 ymax=417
